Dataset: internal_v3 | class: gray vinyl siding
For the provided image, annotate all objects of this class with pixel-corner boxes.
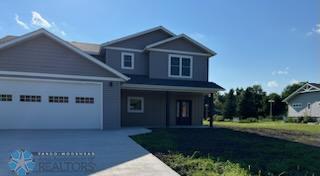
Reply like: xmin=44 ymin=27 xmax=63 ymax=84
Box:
xmin=287 ymin=91 xmax=320 ymax=117
xmin=153 ymin=38 xmax=209 ymax=53
xmin=121 ymin=89 xmax=204 ymax=127
xmin=109 ymin=30 xmax=173 ymax=50
xmin=0 ymin=34 xmax=117 ymax=78
xmin=103 ymin=81 xmax=121 ymax=129
xmin=121 ymin=90 xmax=167 ymax=127
xmin=105 ymin=49 xmax=148 ymax=75
xmin=149 ymin=51 xmax=208 ymax=81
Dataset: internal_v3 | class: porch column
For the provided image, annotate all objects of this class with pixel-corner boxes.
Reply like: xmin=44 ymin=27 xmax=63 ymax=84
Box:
xmin=165 ymin=91 xmax=170 ymax=127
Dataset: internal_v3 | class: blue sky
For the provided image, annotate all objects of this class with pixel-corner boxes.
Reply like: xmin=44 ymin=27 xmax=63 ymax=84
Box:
xmin=0 ymin=0 xmax=319 ymax=94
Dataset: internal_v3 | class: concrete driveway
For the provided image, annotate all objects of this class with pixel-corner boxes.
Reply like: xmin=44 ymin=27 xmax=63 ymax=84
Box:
xmin=0 ymin=128 xmax=179 ymax=176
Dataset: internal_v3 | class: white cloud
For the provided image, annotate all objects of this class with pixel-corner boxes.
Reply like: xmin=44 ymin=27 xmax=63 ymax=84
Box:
xmin=290 ymin=79 xmax=299 ymax=84
xmin=14 ymin=11 xmax=66 ymax=36
xmin=306 ymin=24 xmax=320 ymax=36
xmin=272 ymin=67 xmax=289 ymax=75
xmin=267 ymin=81 xmax=279 ymax=88
xmin=31 ymin=11 xmax=51 ymax=28
xmin=15 ymin=14 xmax=29 ymax=30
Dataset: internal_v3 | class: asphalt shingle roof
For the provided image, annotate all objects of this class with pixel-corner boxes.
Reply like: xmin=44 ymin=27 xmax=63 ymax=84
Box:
xmin=125 ymin=74 xmax=224 ymax=90
xmin=309 ymin=83 xmax=320 ymax=89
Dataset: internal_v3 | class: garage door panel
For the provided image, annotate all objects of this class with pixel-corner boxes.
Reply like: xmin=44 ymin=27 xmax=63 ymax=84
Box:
xmin=0 ymin=78 xmax=102 ymax=129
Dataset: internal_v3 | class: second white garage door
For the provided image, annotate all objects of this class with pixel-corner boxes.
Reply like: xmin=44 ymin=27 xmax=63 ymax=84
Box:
xmin=0 ymin=77 xmax=103 ymax=129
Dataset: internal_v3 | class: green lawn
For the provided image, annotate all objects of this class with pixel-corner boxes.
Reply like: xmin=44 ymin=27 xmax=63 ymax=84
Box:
xmin=132 ymin=128 xmax=320 ymax=176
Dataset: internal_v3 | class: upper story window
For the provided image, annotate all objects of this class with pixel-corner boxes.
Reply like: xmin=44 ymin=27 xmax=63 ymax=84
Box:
xmin=168 ymin=54 xmax=193 ymax=78
xmin=121 ymin=52 xmax=134 ymax=69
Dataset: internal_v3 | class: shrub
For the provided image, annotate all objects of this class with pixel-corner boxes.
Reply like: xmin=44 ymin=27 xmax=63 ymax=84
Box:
xmin=239 ymin=118 xmax=258 ymax=123
xmin=303 ymin=116 xmax=317 ymax=123
xmin=286 ymin=116 xmax=308 ymax=123
xmin=214 ymin=115 xmax=224 ymax=122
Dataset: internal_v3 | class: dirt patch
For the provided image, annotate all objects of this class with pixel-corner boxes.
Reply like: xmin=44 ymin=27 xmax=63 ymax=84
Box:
xmin=219 ymin=126 xmax=320 ymax=147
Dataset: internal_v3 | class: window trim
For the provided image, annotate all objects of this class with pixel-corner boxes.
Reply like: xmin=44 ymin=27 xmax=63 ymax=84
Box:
xmin=121 ymin=52 xmax=134 ymax=69
xmin=168 ymin=54 xmax=193 ymax=78
xmin=127 ymin=96 xmax=144 ymax=113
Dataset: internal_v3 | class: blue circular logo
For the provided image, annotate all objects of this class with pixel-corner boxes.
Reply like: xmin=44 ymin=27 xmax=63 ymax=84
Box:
xmin=8 ymin=149 xmax=35 ymax=176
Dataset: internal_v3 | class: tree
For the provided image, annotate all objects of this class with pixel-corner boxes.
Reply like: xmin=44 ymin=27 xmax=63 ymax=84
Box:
xmin=281 ymin=82 xmax=306 ymax=99
xmin=223 ymin=89 xmax=236 ymax=119
xmin=252 ymin=85 xmax=267 ymax=117
xmin=238 ymin=87 xmax=257 ymax=118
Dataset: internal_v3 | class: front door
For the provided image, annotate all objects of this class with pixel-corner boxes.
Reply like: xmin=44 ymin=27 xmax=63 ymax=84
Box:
xmin=176 ymin=100 xmax=192 ymax=125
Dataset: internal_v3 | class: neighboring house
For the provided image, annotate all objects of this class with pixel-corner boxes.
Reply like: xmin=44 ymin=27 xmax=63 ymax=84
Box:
xmin=283 ymin=83 xmax=320 ymax=118
xmin=0 ymin=26 xmax=223 ymax=129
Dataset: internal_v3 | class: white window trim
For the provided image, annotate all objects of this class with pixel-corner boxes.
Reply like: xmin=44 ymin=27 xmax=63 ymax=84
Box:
xmin=121 ymin=52 xmax=134 ymax=69
xmin=168 ymin=54 xmax=193 ymax=78
xmin=127 ymin=96 xmax=144 ymax=113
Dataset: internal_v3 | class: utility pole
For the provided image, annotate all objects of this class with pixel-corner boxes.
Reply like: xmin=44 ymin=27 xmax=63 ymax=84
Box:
xmin=268 ymin=100 xmax=275 ymax=118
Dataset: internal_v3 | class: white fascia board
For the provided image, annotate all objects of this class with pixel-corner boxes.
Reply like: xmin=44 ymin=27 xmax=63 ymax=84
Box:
xmin=0 ymin=71 xmax=125 ymax=82
xmin=282 ymin=83 xmax=320 ymax=102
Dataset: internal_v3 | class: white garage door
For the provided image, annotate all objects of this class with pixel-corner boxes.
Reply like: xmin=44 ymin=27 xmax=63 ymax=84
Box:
xmin=0 ymin=77 xmax=103 ymax=129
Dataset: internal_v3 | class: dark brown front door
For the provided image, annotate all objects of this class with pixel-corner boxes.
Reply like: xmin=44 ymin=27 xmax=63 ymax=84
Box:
xmin=176 ymin=100 xmax=192 ymax=125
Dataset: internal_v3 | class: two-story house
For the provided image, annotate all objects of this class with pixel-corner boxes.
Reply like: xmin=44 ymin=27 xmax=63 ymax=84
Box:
xmin=0 ymin=26 xmax=223 ymax=129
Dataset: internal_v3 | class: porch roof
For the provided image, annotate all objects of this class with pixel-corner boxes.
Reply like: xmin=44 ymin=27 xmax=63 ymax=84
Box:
xmin=122 ymin=74 xmax=224 ymax=93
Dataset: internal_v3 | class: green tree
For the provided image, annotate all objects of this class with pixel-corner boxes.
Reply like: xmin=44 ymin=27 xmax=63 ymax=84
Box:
xmin=252 ymin=85 xmax=267 ymax=117
xmin=238 ymin=87 xmax=257 ymax=118
xmin=223 ymin=89 xmax=236 ymax=119
xmin=281 ymin=82 xmax=306 ymax=99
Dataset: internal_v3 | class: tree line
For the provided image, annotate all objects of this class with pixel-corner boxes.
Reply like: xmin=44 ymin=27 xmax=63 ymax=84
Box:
xmin=209 ymin=82 xmax=305 ymax=119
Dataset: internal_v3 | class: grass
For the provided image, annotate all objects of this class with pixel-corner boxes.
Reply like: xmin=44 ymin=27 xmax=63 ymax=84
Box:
xmin=132 ymin=128 xmax=320 ymax=176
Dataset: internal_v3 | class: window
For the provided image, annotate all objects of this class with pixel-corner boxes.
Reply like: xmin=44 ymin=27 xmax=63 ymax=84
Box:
xmin=49 ymin=96 xmax=69 ymax=103
xmin=292 ymin=103 xmax=302 ymax=108
xmin=168 ymin=54 xmax=192 ymax=78
xmin=121 ymin=52 xmax=134 ymax=69
xmin=307 ymin=103 xmax=311 ymax=109
xmin=0 ymin=94 xmax=12 ymax=102
xmin=127 ymin=97 xmax=144 ymax=113
xmin=75 ymin=97 xmax=94 ymax=104
xmin=20 ymin=95 xmax=41 ymax=102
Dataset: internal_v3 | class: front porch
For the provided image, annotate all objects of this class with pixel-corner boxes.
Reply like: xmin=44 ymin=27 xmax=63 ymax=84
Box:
xmin=121 ymin=89 xmax=206 ymax=127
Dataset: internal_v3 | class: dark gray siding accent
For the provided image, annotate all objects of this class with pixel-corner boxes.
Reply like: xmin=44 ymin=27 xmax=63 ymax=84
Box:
xmin=105 ymin=49 xmax=148 ymax=75
xmin=103 ymin=81 xmax=121 ymax=129
xmin=149 ymin=51 xmax=208 ymax=81
xmin=0 ymin=35 xmax=117 ymax=78
xmin=121 ymin=89 xmax=166 ymax=127
xmin=153 ymin=38 xmax=209 ymax=53
xmin=109 ymin=30 xmax=173 ymax=49
xmin=121 ymin=90 xmax=204 ymax=127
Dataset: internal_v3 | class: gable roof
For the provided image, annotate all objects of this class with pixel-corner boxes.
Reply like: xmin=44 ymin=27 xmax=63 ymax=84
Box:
xmin=0 ymin=35 xmax=17 ymax=44
xmin=145 ymin=34 xmax=216 ymax=56
xmin=101 ymin=26 xmax=175 ymax=47
xmin=70 ymin=41 xmax=101 ymax=55
xmin=282 ymin=82 xmax=320 ymax=102
xmin=0 ymin=28 xmax=129 ymax=81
